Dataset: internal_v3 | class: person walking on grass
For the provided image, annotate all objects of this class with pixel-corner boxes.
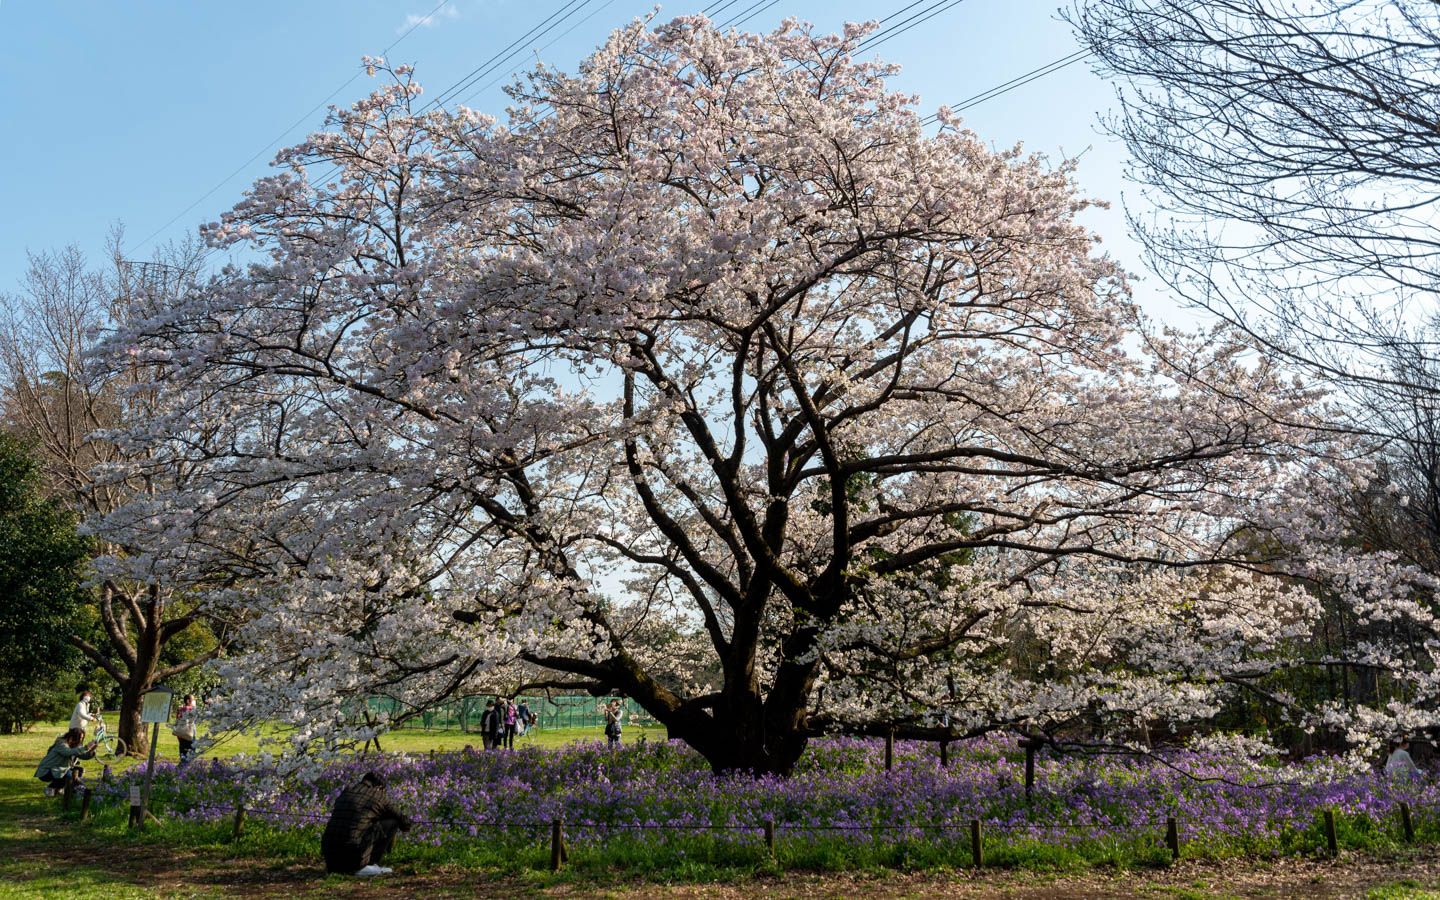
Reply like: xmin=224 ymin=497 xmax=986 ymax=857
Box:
xmin=603 ymin=699 xmax=624 ymax=749
xmin=503 ymin=698 xmax=518 ymax=749
xmin=34 ymin=728 xmax=95 ymax=797
xmin=321 ymin=771 xmax=413 ymax=876
xmin=172 ymin=693 xmax=198 ymax=766
xmin=516 ymin=699 xmax=533 ymax=738
xmin=69 ymin=686 xmax=98 ymax=738
xmin=479 ymin=699 xmax=499 ymax=750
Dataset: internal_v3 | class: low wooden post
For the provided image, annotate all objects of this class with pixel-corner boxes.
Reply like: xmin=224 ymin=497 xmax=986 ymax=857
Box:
xmin=1400 ymin=802 xmax=1415 ymax=842
xmin=232 ymin=804 xmax=246 ymax=840
xmin=79 ymin=789 xmax=93 ymax=822
xmin=1024 ymin=742 xmax=1037 ymax=802
xmin=62 ymin=780 xmax=74 ymax=811
xmin=1164 ymin=816 xmax=1179 ymax=861
xmin=550 ymin=819 xmax=563 ymax=871
xmin=101 ymin=765 xmax=111 ymax=784
xmin=764 ymin=817 xmax=775 ymax=855
xmin=128 ymin=784 xmax=141 ymax=829
xmin=970 ymin=819 xmax=983 ymax=867
xmin=1323 ymin=809 xmax=1338 ymax=856
xmin=885 ymin=729 xmax=894 ymax=771
xmin=940 ymin=740 xmax=949 ymax=768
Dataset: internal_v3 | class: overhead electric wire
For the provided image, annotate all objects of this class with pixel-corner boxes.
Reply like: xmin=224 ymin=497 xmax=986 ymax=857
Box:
xmin=923 ymin=47 xmax=1093 ymax=125
xmin=190 ymin=0 xmax=1032 ymax=271
xmin=198 ymin=0 xmax=610 ymax=267
xmin=457 ymin=0 xmax=628 ymax=108
xmin=134 ymin=0 xmax=454 ymax=255
xmin=424 ymin=0 xmax=601 ymax=111
xmin=855 ymin=0 xmax=970 ymax=54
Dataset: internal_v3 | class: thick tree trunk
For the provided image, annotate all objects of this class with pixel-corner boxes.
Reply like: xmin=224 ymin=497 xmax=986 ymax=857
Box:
xmin=695 ymin=724 xmax=810 ymax=776
xmin=118 ymin=679 xmax=149 ymax=756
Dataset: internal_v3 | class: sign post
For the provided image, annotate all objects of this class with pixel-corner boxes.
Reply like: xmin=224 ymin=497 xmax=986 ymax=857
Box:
xmin=137 ymin=685 xmax=174 ymax=829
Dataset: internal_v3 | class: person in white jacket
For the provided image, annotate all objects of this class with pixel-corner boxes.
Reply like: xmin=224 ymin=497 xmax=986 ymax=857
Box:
xmin=1386 ymin=738 xmax=1422 ymax=780
xmin=68 ymin=688 xmax=98 ymax=737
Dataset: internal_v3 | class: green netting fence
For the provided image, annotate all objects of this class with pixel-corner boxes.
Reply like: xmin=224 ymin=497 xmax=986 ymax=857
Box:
xmin=362 ymin=695 xmax=653 ymax=732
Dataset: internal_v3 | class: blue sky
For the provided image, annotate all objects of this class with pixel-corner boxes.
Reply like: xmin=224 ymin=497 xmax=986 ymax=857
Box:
xmin=0 ymin=0 xmax=1181 ymax=320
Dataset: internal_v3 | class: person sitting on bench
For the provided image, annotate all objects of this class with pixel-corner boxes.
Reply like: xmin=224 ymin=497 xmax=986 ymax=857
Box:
xmin=321 ymin=771 xmax=413 ymax=875
xmin=34 ymin=728 xmax=95 ymax=797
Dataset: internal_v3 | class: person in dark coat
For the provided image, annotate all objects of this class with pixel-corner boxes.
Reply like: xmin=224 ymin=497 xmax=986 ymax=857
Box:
xmin=479 ymin=700 xmax=499 ymax=750
xmin=321 ymin=772 xmax=413 ymax=874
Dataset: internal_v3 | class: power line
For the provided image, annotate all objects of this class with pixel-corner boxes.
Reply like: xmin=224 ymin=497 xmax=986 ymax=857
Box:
xmin=199 ymin=0 xmax=614 ymax=267
xmin=424 ymin=0 xmax=601 ymax=112
xmin=855 ymin=0 xmax=971 ymax=55
xmin=457 ymin=0 xmax=629 ymax=109
xmin=923 ymin=48 xmax=1093 ymax=124
xmin=134 ymin=0 xmax=454 ymax=255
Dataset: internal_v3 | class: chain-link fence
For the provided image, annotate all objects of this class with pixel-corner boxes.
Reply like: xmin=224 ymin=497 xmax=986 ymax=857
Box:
xmin=363 ymin=695 xmax=653 ymax=732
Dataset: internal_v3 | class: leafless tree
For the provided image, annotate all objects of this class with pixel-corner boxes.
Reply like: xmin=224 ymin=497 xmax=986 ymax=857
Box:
xmin=1069 ymin=0 xmax=1440 ymax=399
xmin=0 ymin=231 xmax=229 ymax=754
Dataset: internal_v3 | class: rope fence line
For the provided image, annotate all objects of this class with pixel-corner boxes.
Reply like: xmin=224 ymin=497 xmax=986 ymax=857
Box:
xmin=73 ymin=790 xmax=1430 ymax=868
xmin=137 ymin=797 xmax=1227 ymax=832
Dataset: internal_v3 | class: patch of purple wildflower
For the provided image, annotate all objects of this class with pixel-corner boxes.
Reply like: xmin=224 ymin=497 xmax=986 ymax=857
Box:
xmin=98 ymin=735 xmax=1437 ymax=858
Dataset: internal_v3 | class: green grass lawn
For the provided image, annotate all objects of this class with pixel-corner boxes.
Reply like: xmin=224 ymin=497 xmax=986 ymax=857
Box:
xmin=0 ymin=717 xmax=665 ymax=899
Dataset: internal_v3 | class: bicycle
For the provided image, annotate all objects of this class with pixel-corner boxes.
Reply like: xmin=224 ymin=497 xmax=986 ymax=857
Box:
xmin=91 ymin=717 xmax=126 ymax=761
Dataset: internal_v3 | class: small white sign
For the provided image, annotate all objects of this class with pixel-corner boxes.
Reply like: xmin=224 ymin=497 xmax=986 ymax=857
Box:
xmin=140 ymin=691 xmax=172 ymax=724
xmin=129 ymin=785 xmax=141 ymax=804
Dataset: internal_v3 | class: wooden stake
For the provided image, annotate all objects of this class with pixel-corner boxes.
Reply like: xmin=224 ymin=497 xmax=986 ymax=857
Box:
xmin=764 ymin=817 xmax=775 ymax=855
xmin=1323 ymin=809 xmax=1338 ymax=856
xmin=970 ymin=819 xmax=983 ymax=867
xmin=139 ymin=722 xmax=160 ymax=830
xmin=1165 ymin=816 xmax=1179 ymax=861
xmin=940 ymin=740 xmax=949 ymax=768
xmin=233 ymin=804 xmax=247 ymax=841
xmin=1400 ymin=802 xmax=1414 ymax=842
xmin=79 ymin=788 xmax=93 ymax=822
xmin=550 ymin=819 xmax=563 ymax=871
xmin=62 ymin=780 xmax=74 ymax=811
xmin=1024 ymin=743 xmax=1036 ymax=802
xmin=885 ymin=729 xmax=894 ymax=771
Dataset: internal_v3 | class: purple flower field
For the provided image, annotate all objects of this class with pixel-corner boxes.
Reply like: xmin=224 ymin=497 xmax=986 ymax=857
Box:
xmin=100 ymin=736 xmax=1440 ymax=865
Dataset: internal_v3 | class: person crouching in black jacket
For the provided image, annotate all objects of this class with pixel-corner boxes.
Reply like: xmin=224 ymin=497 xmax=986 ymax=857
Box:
xmin=321 ymin=772 xmax=413 ymax=874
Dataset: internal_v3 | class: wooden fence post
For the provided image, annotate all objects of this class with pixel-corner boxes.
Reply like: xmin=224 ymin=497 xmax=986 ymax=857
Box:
xmin=1024 ymin=742 xmax=1037 ymax=801
xmin=940 ymin=740 xmax=949 ymax=768
xmin=1400 ymin=802 xmax=1415 ymax=842
xmin=1165 ymin=816 xmax=1179 ymax=861
xmin=970 ymin=819 xmax=983 ymax=867
xmin=232 ymin=804 xmax=246 ymax=840
xmin=550 ymin=819 xmax=563 ymax=871
xmin=1323 ymin=809 xmax=1338 ymax=856
xmin=79 ymin=789 xmax=93 ymax=822
xmin=764 ymin=817 xmax=775 ymax=855
xmin=885 ymin=729 xmax=894 ymax=771
xmin=62 ymin=780 xmax=74 ymax=811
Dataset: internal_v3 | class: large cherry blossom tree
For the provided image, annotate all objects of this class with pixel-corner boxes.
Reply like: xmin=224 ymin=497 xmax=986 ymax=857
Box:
xmin=101 ymin=18 xmax=1438 ymax=775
